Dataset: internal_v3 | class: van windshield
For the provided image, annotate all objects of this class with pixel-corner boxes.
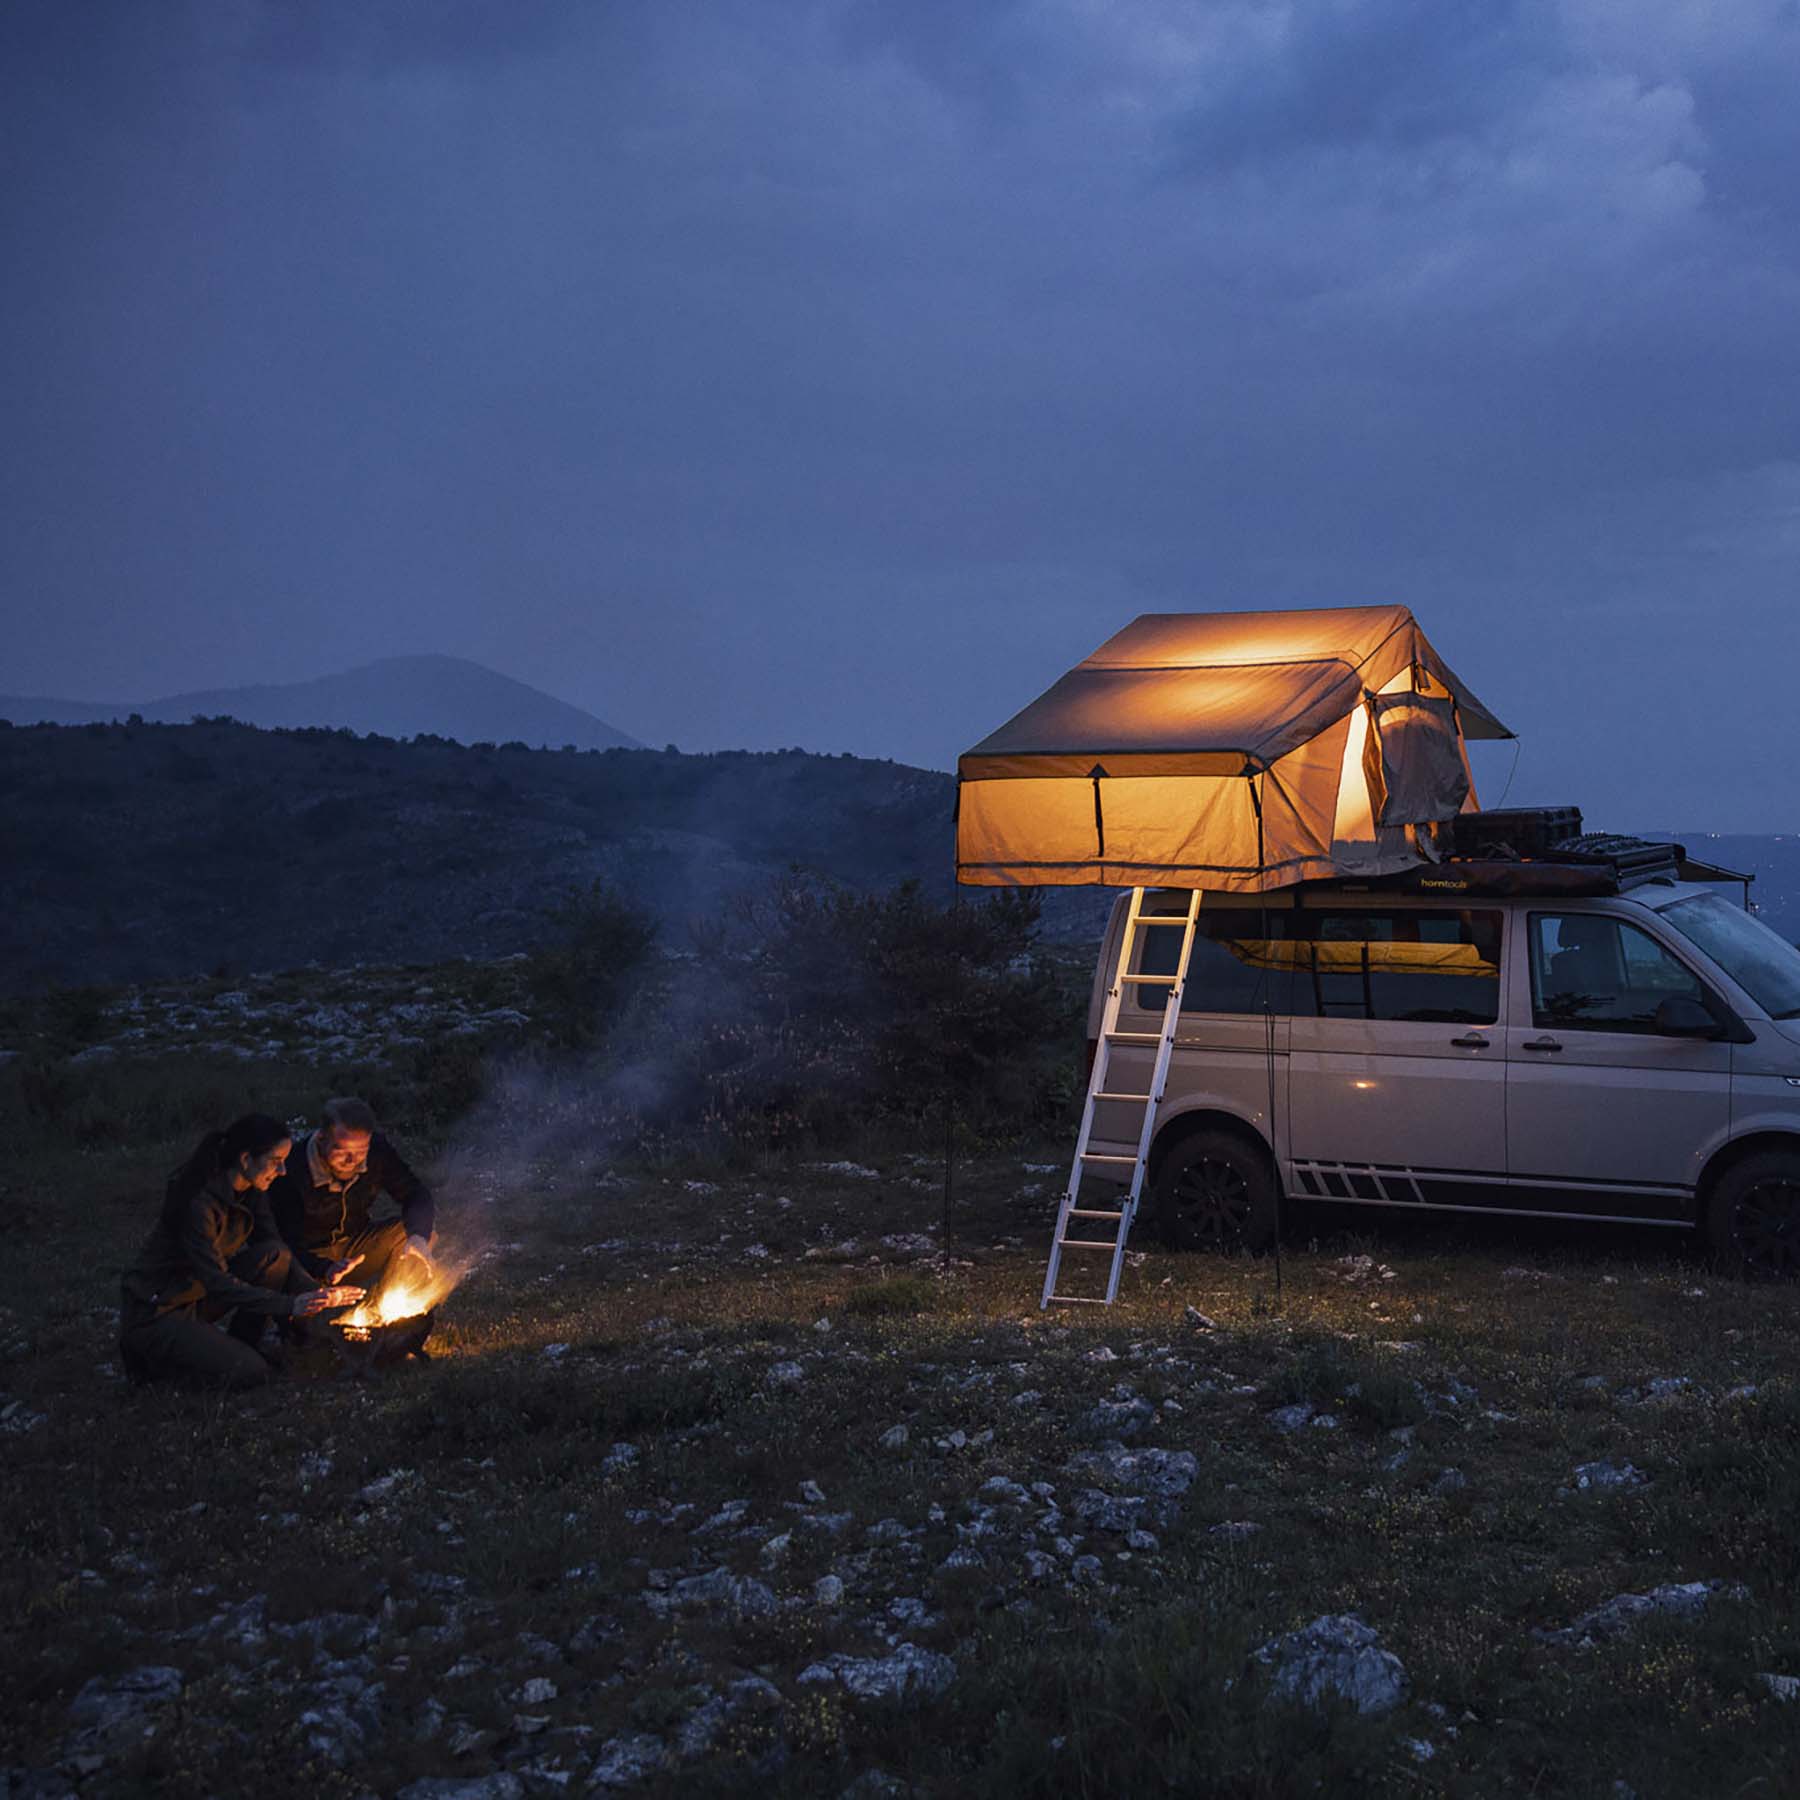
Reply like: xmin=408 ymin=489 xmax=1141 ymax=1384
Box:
xmin=1658 ymin=893 xmax=1800 ymax=1018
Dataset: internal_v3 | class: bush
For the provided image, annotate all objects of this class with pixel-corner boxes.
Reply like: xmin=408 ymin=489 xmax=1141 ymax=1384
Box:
xmin=523 ymin=882 xmax=657 ymax=1050
xmin=666 ymin=877 xmax=1082 ymax=1148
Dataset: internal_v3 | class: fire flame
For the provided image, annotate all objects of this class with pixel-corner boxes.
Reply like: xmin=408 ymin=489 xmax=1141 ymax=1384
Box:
xmin=343 ymin=1256 xmax=458 ymax=1330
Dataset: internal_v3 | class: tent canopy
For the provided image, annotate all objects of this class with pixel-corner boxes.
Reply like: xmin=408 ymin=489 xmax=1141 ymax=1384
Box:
xmin=957 ymin=605 xmax=1512 ymax=893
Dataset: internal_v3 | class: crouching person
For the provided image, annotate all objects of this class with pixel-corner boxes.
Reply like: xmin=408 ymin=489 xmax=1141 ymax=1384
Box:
xmin=120 ymin=1113 xmax=365 ymax=1389
xmin=269 ymin=1097 xmax=436 ymax=1300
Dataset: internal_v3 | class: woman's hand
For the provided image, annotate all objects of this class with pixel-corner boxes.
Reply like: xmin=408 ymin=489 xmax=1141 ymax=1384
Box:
xmin=293 ymin=1286 xmax=366 ymax=1317
xmin=324 ymin=1253 xmax=364 ymax=1284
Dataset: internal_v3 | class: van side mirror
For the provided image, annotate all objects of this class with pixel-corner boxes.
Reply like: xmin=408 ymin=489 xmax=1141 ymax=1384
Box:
xmin=1654 ymin=996 xmax=1722 ymax=1038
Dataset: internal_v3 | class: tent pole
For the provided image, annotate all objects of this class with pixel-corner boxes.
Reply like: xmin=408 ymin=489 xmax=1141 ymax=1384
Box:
xmin=1250 ymin=772 xmax=1282 ymax=1307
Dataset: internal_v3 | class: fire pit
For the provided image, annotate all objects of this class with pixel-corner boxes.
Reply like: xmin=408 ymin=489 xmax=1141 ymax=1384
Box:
xmin=334 ymin=1306 xmax=437 ymax=1372
xmin=328 ymin=1256 xmax=457 ymax=1374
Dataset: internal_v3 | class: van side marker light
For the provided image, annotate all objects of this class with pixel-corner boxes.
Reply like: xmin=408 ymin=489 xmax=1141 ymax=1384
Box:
xmin=1785 ymin=1077 xmax=1800 ymax=1088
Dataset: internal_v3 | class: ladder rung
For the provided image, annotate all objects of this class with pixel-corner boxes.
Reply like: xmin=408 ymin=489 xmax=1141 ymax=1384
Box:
xmin=1127 ymin=914 xmax=1192 ymax=927
xmin=1094 ymin=1091 xmax=1152 ymax=1104
xmin=1046 ymin=1295 xmax=1114 ymax=1305
xmin=1103 ymin=1031 xmax=1161 ymax=1044
xmin=1068 ymin=1208 xmax=1126 ymax=1220
xmin=1057 ymin=1238 xmax=1123 ymax=1250
xmin=1080 ymin=1151 xmax=1138 ymax=1164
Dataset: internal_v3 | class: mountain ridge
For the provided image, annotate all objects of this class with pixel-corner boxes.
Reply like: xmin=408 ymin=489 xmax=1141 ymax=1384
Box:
xmin=0 ymin=653 xmax=643 ymax=752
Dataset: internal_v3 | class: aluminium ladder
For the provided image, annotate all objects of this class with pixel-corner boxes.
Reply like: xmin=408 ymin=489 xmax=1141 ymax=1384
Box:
xmin=1042 ymin=887 xmax=1202 ymax=1307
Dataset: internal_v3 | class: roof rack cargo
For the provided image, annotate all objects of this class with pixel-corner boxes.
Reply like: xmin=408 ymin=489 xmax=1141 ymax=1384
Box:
xmin=1450 ymin=806 xmax=1583 ymax=859
xmin=1543 ymin=832 xmax=1681 ymax=888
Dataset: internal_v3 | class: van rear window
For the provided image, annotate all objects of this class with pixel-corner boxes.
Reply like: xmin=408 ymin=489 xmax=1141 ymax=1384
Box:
xmin=1132 ymin=906 xmax=1502 ymax=1023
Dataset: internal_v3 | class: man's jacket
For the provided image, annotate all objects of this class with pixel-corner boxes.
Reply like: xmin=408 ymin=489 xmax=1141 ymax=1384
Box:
xmin=269 ymin=1130 xmax=435 ymax=1256
xmin=121 ymin=1173 xmax=312 ymax=1321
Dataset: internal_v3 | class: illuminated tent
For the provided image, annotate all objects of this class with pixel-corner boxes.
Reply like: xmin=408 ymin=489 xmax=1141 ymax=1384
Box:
xmin=956 ymin=604 xmax=1513 ymax=893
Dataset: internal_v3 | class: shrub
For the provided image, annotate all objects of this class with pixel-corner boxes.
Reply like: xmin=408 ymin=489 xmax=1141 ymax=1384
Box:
xmin=523 ymin=882 xmax=657 ymax=1049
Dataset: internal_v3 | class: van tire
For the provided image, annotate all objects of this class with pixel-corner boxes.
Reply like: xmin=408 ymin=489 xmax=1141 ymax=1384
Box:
xmin=1149 ymin=1129 xmax=1278 ymax=1255
xmin=1706 ymin=1151 xmax=1800 ymax=1279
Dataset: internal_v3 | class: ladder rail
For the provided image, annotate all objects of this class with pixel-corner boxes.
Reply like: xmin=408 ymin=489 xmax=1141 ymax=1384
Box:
xmin=1044 ymin=887 xmax=1203 ymax=1308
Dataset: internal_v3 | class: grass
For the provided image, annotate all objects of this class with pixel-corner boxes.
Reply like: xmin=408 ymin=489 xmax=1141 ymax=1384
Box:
xmin=5 ymin=1039 xmax=1800 ymax=1796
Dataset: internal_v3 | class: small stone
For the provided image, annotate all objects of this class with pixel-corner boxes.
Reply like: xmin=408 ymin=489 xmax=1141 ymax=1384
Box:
xmin=1184 ymin=1306 xmax=1218 ymax=1331
xmin=799 ymin=1479 xmax=826 ymax=1504
xmin=516 ymin=1676 xmax=558 ymax=1705
xmin=1267 ymin=1403 xmax=1314 ymax=1432
xmin=768 ymin=1361 xmax=805 ymax=1386
xmin=814 ymin=1574 xmax=845 ymax=1606
xmin=590 ymin=1731 xmax=668 ymax=1787
xmin=395 ymin=1775 xmax=526 ymax=1800
xmin=796 ymin=1642 xmax=955 ymax=1705
xmin=1432 ymin=1469 xmax=1468 ymax=1496
xmin=1572 ymin=1460 xmax=1647 ymax=1492
xmin=1209 ymin=1520 xmax=1261 ymax=1540
xmin=1758 ymin=1672 xmax=1800 ymax=1702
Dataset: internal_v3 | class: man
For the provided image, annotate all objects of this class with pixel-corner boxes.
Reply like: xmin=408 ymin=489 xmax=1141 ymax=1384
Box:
xmin=270 ymin=1096 xmax=436 ymax=1298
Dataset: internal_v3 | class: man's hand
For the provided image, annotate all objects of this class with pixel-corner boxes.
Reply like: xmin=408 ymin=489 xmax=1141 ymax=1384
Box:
xmin=403 ymin=1234 xmax=435 ymax=1264
xmin=294 ymin=1286 xmax=366 ymax=1317
xmin=324 ymin=1253 xmax=365 ymax=1284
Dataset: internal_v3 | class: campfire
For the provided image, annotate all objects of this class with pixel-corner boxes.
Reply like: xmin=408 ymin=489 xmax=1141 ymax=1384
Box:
xmin=340 ymin=1256 xmax=457 ymax=1335
xmin=335 ymin=1254 xmax=462 ymax=1367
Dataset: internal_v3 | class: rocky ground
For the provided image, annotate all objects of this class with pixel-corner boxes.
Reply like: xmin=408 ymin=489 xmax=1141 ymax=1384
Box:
xmin=6 ymin=1132 xmax=1800 ymax=1794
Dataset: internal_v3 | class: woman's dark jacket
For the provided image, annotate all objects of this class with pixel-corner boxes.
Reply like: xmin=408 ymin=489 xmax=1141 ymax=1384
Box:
xmin=121 ymin=1172 xmax=311 ymax=1321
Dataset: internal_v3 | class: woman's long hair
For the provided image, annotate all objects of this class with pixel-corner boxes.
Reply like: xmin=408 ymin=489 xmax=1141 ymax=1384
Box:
xmin=164 ymin=1112 xmax=290 ymax=1217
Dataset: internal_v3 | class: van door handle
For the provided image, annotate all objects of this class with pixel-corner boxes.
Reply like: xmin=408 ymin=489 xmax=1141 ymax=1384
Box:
xmin=1523 ymin=1036 xmax=1563 ymax=1053
xmin=1450 ymin=1034 xmax=1489 ymax=1049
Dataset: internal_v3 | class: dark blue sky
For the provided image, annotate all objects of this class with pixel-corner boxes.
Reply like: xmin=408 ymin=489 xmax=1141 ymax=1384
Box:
xmin=4 ymin=1 xmax=1798 ymax=827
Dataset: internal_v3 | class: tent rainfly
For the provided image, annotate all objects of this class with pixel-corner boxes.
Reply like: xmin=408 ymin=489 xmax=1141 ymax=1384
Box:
xmin=956 ymin=605 xmax=1513 ymax=893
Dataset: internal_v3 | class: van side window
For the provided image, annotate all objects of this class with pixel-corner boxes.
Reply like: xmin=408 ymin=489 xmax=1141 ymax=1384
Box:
xmin=1130 ymin=906 xmax=1501 ymax=1023
xmin=1297 ymin=909 xmax=1502 ymax=1023
xmin=1130 ymin=910 xmax=1302 ymax=1015
xmin=1529 ymin=914 xmax=1705 ymax=1032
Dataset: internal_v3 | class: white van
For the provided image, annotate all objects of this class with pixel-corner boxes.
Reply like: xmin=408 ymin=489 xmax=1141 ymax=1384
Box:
xmin=1086 ymin=878 xmax=1800 ymax=1275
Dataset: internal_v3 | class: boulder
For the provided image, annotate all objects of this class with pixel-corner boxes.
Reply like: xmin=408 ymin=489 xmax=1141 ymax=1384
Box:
xmin=797 ymin=1643 xmax=955 ymax=1706
xmin=1255 ymin=1615 xmax=1409 ymax=1716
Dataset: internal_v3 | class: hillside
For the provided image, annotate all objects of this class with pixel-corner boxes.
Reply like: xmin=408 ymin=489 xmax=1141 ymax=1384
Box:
xmin=0 ymin=654 xmax=642 ymax=751
xmin=0 ymin=720 xmax=1001 ymax=992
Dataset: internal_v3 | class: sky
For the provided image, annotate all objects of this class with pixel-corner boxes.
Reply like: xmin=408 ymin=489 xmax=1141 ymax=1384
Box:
xmin=3 ymin=0 xmax=1798 ymax=829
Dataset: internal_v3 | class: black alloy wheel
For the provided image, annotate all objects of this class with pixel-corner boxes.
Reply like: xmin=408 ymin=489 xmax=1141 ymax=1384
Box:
xmin=1728 ymin=1175 xmax=1800 ymax=1278
xmin=1151 ymin=1129 xmax=1276 ymax=1254
xmin=1706 ymin=1151 xmax=1800 ymax=1280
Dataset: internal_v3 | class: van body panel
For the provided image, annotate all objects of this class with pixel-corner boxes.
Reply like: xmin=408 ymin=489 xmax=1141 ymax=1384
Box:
xmin=1288 ymin=1017 xmax=1505 ymax=1172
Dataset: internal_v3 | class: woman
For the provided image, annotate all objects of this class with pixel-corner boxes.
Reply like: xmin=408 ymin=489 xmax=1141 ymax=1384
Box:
xmin=119 ymin=1113 xmax=365 ymax=1389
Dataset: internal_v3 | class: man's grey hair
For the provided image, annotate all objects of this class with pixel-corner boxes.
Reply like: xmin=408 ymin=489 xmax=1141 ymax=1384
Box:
xmin=322 ymin=1096 xmax=378 ymax=1137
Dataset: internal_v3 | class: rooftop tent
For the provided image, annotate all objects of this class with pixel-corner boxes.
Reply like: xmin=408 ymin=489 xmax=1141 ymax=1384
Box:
xmin=956 ymin=604 xmax=1513 ymax=893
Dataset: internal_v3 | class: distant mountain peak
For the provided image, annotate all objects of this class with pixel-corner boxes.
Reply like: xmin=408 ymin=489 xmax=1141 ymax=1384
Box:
xmin=0 ymin=656 xmax=644 ymax=752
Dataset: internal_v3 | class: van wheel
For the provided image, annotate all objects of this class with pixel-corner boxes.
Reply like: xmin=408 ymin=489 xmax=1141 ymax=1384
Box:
xmin=1150 ymin=1130 xmax=1278 ymax=1254
xmin=1706 ymin=1152 xmax=1800 ymax=1279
